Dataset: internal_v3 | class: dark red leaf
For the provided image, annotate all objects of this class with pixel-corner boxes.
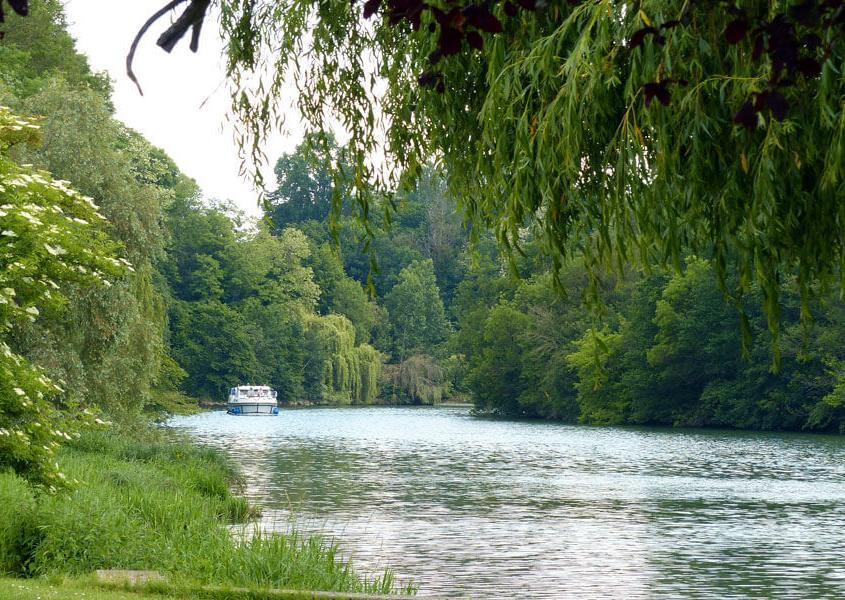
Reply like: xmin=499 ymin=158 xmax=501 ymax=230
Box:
xmin=451 ymin=10 xmax=467 ymax=30
xmin=464 ymin=5 xmax=502 ymax=33
xmin=407 ymin=7 xmax=424 ymax=29
xmin=766 ymin=90 xmax=789 ymax=120
xmin=629 ymin=26 xmax=657 ymax=50
xmin=725 ymin=18 xmax=749 ymax=44
xmin=363 ymin=0 xmax=382 ymax=18
xmin=436 ymin=80 xmax=446 ymax=93
xmin=428 ymin=47 xmax=443 ymax=64
xmin=801 ymin=33 xmax=822 ymax=49
xmin=643 ymin=81 xmax=671 ymax=107
xmin=504 ymin=1 xmax=518 ymax=16
xmin=661 ymin=19 xmax=681 ymax=29
xmin=516 ymin=0 xmax=536 ymax=11
xmin=752 ymin=34 xmax=765 ymax=60
xmin=789 ymin=1 xmax=817 ymax=26
xmin=418 ymin=71 xmax=436 ymax=86
xmin=438 ymin=26 xmax=463 ymax=56
xmin=466 ymin=30 xmax=484 ymax=50
xmin=733 ymin=100 xmax=758 ymax=130
xmin=655 ymin=87 xmax=671 ymax=106
xmin=796 ymin=57 xmax=821 ymax=77
xmin=7 ymin=0 xmax=26 ymax=16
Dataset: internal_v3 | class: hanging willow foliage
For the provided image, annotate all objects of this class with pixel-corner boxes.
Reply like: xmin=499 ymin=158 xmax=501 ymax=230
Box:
xmin=219 ymin=0 xmax=844 ymax=359
xmin=305 ymin=314 xmax=382 ymax=403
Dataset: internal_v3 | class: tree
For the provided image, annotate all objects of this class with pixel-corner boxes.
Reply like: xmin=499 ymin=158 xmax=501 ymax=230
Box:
xmin=0 ymin=0 xmax=109 ymax=98
xmin=303 ymin=314 xmax=381 ymax=404
xmin=384 ymin=259 xmax=449 ymax=360
xmin=646 ymin=257 xmax=744 ymax=421
xmin=0 ymin=107 xmax=124 ymax=487
xmin=8 ymin=0 xmax=845 ymax=334
xmin=169 ymin=299 xmax=257 ymax=400
xmin=386 ymin=354 xmax=449 ymax=405
xmin=7 ymin=74 xmax=179 ymax=415
xmin=467 ymin=303 xmax=530 ymax=416
xmin=266 ymin=133 xmax=348 ymax=232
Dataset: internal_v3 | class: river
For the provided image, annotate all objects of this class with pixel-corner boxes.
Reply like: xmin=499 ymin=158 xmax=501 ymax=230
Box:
xmin=170 ymin=406 xmax=845 ymax=598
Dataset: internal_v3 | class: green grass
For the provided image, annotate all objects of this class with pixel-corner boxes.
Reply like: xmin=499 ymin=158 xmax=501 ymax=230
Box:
xmin=0 ymin=576 xmax=179 ymax=599
xmin=0 ymin=576 xmax=401 ymax=599
xmin=0 ymin=428 xmax=411 ymax=596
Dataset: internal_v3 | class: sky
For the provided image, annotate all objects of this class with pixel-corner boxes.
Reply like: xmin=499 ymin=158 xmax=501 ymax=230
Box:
xmin=63 ymin=0 xmax=299 ymax=217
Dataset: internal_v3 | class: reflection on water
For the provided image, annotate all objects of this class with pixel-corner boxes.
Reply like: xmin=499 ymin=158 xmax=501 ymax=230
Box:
xmin=170 ymin=406 xmax=845 ymax=598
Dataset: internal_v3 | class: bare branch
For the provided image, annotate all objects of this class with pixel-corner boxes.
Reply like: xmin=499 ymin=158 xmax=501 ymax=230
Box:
xmin=126 ymin=0 xmax=211 ymax=96
xmin=126 ymin=0 xmax=186 ymax=96
xmin=157 ymin=0 xmax=212 ymax=53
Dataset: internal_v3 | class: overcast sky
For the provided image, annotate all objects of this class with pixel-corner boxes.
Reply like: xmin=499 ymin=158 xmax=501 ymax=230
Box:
xmin=63 ymin=0 xmax=299 ymax=216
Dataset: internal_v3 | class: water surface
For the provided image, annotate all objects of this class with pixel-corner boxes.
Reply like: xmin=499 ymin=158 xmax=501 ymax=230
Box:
xmin=170 ymin=406 xmax=845 ymax=598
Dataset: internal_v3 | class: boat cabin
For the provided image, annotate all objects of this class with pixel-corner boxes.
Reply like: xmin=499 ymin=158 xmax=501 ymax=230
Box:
xmin=227 ymin=385 xmax=279 ymax=415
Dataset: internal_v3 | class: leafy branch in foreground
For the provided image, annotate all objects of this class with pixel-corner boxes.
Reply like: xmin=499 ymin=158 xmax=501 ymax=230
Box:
xmin=0 ymin=107 xmax=126 ymax=488
xmin=214 ymin=0 xmax=844 ymax=363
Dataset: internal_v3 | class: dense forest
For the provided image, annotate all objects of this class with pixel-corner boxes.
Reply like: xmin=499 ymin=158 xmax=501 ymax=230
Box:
xmin=1 ymin=0 xmax=845 ymax=489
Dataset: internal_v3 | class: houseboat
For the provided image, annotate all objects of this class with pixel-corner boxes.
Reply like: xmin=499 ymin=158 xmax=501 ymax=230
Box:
xmin=226 ymin=385 xmax=279 ymax=415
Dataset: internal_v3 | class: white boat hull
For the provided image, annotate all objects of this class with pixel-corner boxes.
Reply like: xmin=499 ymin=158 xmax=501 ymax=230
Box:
xmin=226 ymin=403 xmax=279 ymax=416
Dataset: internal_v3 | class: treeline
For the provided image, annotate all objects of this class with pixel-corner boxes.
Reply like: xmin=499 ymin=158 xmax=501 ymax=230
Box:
xmin=0 ymin=0 xmax=174 ymax=426
xmin=453 ymin=256 xmax=845 ymax=431
xmin=164 ymin=197 xmax=381 ymax=404
xmin=2 ymin=1 xmax=844 ymax=443
xmin=262 ymin=135 xmax=845 ymax=432
xmin=0 ymin=2 xmax=384 ymax=417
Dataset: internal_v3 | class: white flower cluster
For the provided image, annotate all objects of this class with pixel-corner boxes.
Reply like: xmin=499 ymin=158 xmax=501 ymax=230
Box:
xmin=0 ymin=107 xmax=128 ymax=489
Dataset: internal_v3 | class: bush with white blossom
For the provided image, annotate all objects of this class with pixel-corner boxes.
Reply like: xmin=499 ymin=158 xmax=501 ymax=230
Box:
xmin=0 ymin=107 xmax=126 ymax=489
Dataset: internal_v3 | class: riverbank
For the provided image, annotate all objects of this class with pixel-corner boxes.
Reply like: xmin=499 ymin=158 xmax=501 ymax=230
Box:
xmin=0 ymin=425 xmax=411 ymax=598
xmin=198 ymin=399 xmax=475 ymax=410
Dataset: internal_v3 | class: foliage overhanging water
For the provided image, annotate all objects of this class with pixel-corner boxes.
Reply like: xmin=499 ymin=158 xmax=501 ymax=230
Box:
xmin=171 ymin=406 xmax=845 ymax=598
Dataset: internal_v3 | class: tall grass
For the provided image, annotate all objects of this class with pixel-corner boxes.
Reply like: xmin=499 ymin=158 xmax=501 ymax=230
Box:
xmin=0 ymin=428 xmax=411 ymax=595
xmin=0 ymin=470 xmax=37 ymax=575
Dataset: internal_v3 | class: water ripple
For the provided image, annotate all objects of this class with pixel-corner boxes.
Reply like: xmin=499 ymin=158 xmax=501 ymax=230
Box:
xmin=171 ymin=407 xmax=845 ymax=598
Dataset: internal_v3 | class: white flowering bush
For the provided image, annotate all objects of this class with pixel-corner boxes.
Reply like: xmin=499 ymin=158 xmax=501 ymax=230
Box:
xmin=0 ymin=107 xmax=126 ymax=489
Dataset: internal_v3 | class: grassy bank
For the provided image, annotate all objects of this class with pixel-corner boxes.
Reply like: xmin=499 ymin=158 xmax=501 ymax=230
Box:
xmin=0 ymin=576 xmax=178 ymax=599
xmin=0 ymin=427 xmax=411 ymax=597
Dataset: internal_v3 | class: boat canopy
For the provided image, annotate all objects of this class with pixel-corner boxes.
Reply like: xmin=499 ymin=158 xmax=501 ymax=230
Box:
xmin=229 ymin=385 xmax=277 ymax=399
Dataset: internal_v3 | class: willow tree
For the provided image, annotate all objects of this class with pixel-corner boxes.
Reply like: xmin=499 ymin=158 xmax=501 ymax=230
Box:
xmin=79 ymin=0 xmax=845 ymax=348
xmin=304 ymin=314 xmax=381 ymax=404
